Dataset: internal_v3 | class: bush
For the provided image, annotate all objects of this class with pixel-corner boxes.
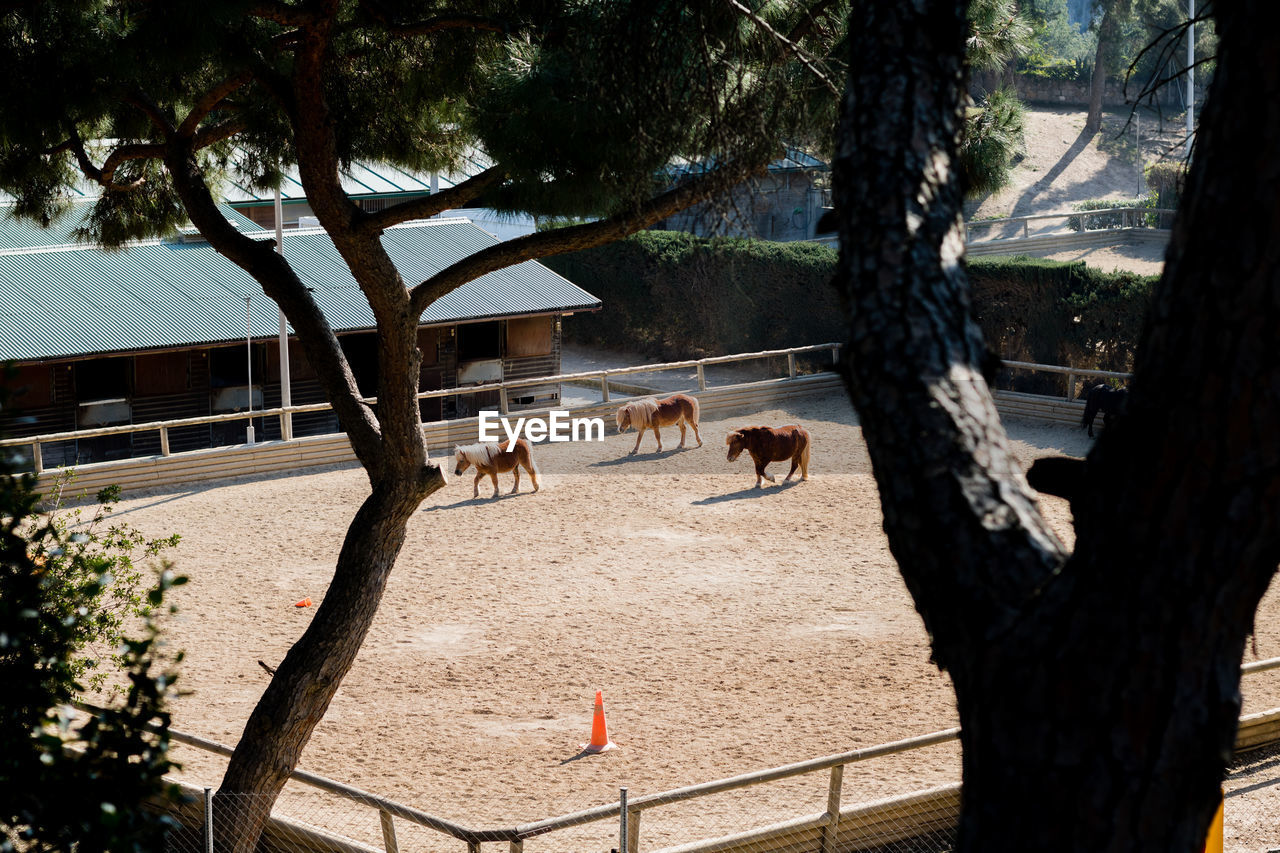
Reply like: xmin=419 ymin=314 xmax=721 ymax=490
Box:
xmin=549 ymin=235 xmax=1156 ymax=391
xmin=1069 ymin=197 xmax=1162 ymax=230
xmin=545 ymin=231 xmax=842 ymax=358
xmin=0 ymin=464 xmax=187 ymax=851
xmin=1145 ymin=161 xmax=1186 ymax=212
xmin=968 ymin=254 xmax=1156 ymax=392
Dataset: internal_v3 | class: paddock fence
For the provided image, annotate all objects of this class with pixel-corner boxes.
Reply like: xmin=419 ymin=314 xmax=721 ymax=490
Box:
xmin=4 ymin=347 xmax=1136 ymax=497
xmin=131 ymin=657 xmax=1280 ymax=853
xmin=5 ymin=343 xmax=844 ymax=497
xmin=808 ymin=206 xmax=1174 ymax=257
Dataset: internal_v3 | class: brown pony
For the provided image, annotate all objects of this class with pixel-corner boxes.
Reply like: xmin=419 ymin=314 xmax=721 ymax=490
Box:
xmin=615 ymin=393 xmax=702 ymax=455
xmin=453 ymin=440 xmax=540 ymax=498
xmin=725 ymin=425 xmax=810 ymax=488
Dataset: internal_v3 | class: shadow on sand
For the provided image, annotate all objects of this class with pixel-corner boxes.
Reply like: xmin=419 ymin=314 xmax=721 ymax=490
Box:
xmin=422 ymin=490 xmax=538 ymax=511
xmin=692 ymin=479 xmax=803 ymax=505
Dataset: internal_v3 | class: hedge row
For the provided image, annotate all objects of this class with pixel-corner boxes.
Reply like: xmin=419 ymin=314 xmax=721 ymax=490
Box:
xmin=545 ymin=231 xmax=1157 ymax=375
xmin=544 ymin=231 xmax=844 ymax=359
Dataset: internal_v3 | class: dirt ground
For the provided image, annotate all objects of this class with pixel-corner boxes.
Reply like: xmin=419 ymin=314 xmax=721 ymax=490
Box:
xmin=82 ymin=107 xmax=1241 ymax=847
xmin=98 ymin=391 xmax=1280 ymax=850
xmin=965 ymin=104 xmax=1188 ymax=276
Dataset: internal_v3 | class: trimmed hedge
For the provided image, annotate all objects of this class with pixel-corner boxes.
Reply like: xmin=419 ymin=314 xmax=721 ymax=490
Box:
xmin=968 ymin=255 xmax=1155 ymax=387
xmin=544 ymin=231 xmax=843 ymax=358
xmin=547 ymin=232 xmax=1156 ymax=378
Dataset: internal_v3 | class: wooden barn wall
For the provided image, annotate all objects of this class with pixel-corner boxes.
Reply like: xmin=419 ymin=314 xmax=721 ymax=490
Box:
xmin=503 ymin=316 xmax=562 ymax=411
xmin=6 ymin=315 xmax=567 ymax=468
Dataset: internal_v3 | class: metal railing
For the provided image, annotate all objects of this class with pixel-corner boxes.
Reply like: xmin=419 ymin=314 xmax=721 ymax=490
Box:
xmin=963 ymin=206 xmax=1176 ymax=242
xmin=1 ymin=343 xmax=843 ymax=475
xmin=1000 ymin=359 xmax=1132 ymax=402
xmin=131 ymin=656 xmax=1280 ymax=853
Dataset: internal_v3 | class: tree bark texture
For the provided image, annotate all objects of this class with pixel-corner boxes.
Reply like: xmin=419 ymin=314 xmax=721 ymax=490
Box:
xmin=834 ymin=1 xmax=1280 ymax=850
xmin=1085 ymin=2 xmax=1116 ymax=132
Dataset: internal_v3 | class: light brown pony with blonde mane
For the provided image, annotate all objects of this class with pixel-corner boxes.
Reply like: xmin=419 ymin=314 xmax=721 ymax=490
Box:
xmin=453 ymin=440 xmax=540 ymax=498
xmin=614 ymin=393 xmax=702 ymax=455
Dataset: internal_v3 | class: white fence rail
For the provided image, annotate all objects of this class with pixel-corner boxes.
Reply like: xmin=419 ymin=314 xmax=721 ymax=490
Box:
xmin=127 ymin=657 xmax=1280 ymax=853
xmin=2 ymin=343 xmax=843 ymax=477
xmin=962 ymin=206 xmax=1176 ymax=242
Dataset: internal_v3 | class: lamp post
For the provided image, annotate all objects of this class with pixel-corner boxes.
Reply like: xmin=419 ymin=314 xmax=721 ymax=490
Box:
xmin=275 ymin=183 xmax=293 ymax=440
xmin=245 ymin=295 xmax=255 ymax=444
xmin=1185 ymin=0 xmax=1195 ymax=158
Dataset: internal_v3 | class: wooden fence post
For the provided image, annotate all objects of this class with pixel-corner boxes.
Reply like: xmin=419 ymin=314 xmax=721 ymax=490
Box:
xmin=820 ymin=765 xmax=843 ymax=853
xmin=379 ymin=810 xmax=399 ymax=853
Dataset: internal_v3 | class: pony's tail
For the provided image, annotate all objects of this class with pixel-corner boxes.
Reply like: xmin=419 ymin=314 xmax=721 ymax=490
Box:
xmin=688 ymin=394 xmax=700 ymax=424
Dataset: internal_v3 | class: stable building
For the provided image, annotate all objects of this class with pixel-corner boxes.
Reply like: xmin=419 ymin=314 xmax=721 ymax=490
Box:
xmin=0 ymin=203 xmax=599 ymax=468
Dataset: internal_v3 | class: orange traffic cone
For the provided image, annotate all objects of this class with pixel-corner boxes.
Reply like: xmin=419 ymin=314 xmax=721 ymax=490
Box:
xmin=582 ymin=690 xmax=618 ymax=753
xmin=294 ymin=597 xmax=312 ymax=608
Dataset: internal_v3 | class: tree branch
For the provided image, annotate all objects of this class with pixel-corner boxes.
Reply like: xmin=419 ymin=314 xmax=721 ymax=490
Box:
xmin=409 ymin=160 xmax=764 ymax=318
xmin=359 ymin=166 xmax=506 ymax=234
xmin=356 ymin=4 xmax=509 ymax=37
xmin=177 ymin=71 xmax=255 ymax=138
xmin=123 ymin=92 xmax=176 ymax=137
xmin=159 ymin=140 xmax=386 ymax=473
xmin=248 ymin=1 xmax=315 ymax=28
xmin=65 ymin=130 xmax=161 ymax=192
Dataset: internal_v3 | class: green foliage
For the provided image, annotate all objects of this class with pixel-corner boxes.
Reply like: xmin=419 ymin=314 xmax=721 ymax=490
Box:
xmin=1069 ymin=196 xmax=1162 ymax=228
xmin=1145 ymin=161 xmax=1186 ymax=210
xmin=959 ymin=87 xmax=1026 ymax=198
xmin=0 ymin=460 xmax=187 ymax=851
xmin=1018 ymin=58 xmax=1092 ymax=81
xmin=30 ymin=479 xmax=183 ymax=695
xmin=1022 ymin=0 xmax=1096 ymax=64
xmin=0 ymin=1 xmax=848 ymax=234
xmin=551 ymin=236 xmax=1155 ymax=382
xmin=967 ymin=0 xmax=1035 ymax=73
xmin=544 ymin=231 xmax=842 ymax=358
xmin=967 ymin=254 xmax=1156 ymax=382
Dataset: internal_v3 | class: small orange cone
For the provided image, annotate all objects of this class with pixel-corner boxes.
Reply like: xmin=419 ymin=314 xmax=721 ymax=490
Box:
xmin=294 ymin=597 xmax=312 ymax=608
xmin=581 ymin=690 xmax=618 ymax=753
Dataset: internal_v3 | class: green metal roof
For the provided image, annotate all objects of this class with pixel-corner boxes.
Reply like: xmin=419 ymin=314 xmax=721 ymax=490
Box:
xmin=0 ymin=216 xmax=599 ymax=363
xmin=0 ymin=200 xmax=261 ymax=251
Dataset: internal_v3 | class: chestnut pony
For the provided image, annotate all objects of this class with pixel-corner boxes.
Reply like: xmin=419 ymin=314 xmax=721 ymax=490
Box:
xmin=725 ymin=425 xmax=810 ymax=488
xmin=453 ymin=440 xmax=540 ymax=498
xmin=614 ymin=393 xmax=702 ymax=455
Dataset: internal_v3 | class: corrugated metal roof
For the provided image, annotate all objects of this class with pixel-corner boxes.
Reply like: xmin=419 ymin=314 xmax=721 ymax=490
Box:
xmin=0 ymin=217 xmax=599 ymax=362
xmin=0 ymin=200 xmax=260 ymax=251
xmin=221 ymin=150 xmax=494 ymax=204
xmin=665 ymin=147 xmax=828 ymax=181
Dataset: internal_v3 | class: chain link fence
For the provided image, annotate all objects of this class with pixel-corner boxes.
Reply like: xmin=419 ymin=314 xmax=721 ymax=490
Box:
xmin=1226 ymin=742 xmax=1280 ymax=852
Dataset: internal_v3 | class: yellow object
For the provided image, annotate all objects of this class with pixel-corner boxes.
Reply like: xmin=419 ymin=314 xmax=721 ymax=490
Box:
xmin=1202 ymin=790 xmax=1223 ymax=853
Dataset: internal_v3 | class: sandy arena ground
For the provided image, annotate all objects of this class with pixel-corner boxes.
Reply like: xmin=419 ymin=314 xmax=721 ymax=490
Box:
xmin=92 ymin=391 xmax=1280 ymax=850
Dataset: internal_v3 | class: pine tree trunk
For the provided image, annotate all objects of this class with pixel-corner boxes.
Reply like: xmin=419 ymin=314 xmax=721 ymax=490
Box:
xmin=210 ymin=476 xmax=433 ymax=852
xmin=1086 ymin=3 xmax=1115 ymax=132
xmin=835 ymin=1 xmax=1280 ymax=850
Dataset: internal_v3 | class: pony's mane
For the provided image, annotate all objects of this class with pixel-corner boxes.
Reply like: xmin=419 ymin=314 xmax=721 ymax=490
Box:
xmin=454 ymin=442 xmax=502 ymax=466
xmin=616 ymin=397 xmax=660 ymax=430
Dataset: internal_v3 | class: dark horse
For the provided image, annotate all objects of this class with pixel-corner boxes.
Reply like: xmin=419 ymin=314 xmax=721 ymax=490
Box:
xmin=725 ymin=425 xmax=810 ymax=488
xmin=1081 ymin=382 xmax=1128 ymax=437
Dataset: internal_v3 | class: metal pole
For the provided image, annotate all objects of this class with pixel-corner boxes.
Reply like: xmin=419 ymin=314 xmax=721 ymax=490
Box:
xmin=1136 ymin=112 xmax=1142 ymax=198
xmin=204 ymin=787 xmax=214 ymax=853
xmin=246 ymin=296 xmax=255 ymax=445
xmin=274 ymin=185 xmax=293 ymax=441
xmin=1186 ymin=0 xmax=1195 ymax=158
xmin=619 ymin=787 xmax=629 ymax=853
